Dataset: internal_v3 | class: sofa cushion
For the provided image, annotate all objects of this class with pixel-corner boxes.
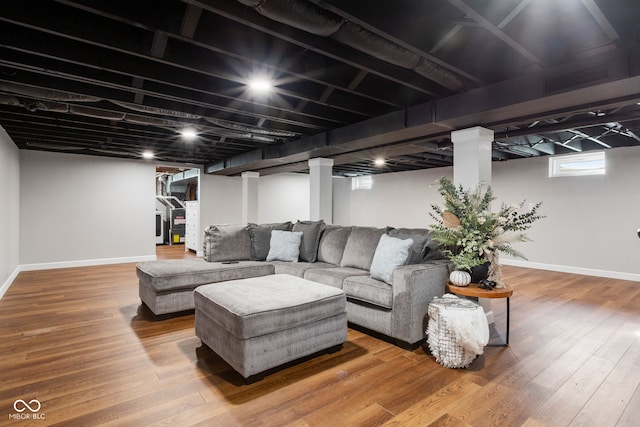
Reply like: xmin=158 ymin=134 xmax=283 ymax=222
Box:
xmin=271 ymin=261 xmax=335 ymax=278
xmin=369 ymin=234 xmax=413 ymax=284
xmin=317 ymin=225 xmax=351 ymax=265
xmin=203 ymin=224 xmax=251 ymax=262
xmin=343 ymin=276 xmax=393 ymax=309
xmin=247 ymin=222 xmax=292 ymax=260
xmin=387 ymin=229 xmax=429 ymax=265
xmin=389 ymin=228 xmax=445 ymax=262
xmin=340 ymin=226 xmax=387 ymax=270
xmin=303 ymin=267 xmax=369 ymax=289
xmin=292 ymin=220 xmax=325 ymax=262
xmin=266 ymin=230 xmax=303 ymax=262
xmin=136 ymin=259 xmax=274 ymax=292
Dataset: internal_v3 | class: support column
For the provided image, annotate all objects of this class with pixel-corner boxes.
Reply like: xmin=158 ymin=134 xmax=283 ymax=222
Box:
xmin=451 ymin=126 xmax=495 ymax=323
xmin=241 ymin=171 xmax=259 ymax=224
xmin=451 ymin=126 xmax=494 ymax=188
xmin=308 ymin=158 xmax=333 ymax=223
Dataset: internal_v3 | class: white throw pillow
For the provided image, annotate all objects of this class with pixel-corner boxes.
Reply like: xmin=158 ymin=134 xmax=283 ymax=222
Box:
xmin=369 ymin=234 xmax=414 ymax=284
xmin=266 ymin=230 xmax=303 ymax=262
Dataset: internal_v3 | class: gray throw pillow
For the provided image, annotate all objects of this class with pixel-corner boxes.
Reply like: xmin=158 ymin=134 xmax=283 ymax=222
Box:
xmin=388 ymin=229 xmax=430 ymax=264
xmin=247 ymin=222 xmax=292 ymax=260
xmin=292 ymin=220 xmax=325 ymax=262
xmin=266 ymin=230 xmax=303 ymax=262
xmin=203 ymin=224 xmax=251 ymax=262
xmin=370 ymin=234 xmax=414 ymax=284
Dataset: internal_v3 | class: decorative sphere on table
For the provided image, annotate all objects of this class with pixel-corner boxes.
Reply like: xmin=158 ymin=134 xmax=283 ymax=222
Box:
xmin=449 ymin=270 xmax=471 ymax=287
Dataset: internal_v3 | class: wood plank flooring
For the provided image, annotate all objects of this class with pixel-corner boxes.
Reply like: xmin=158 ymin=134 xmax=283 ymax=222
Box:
xmin=1 ymin=245 xmax=639 ymax=426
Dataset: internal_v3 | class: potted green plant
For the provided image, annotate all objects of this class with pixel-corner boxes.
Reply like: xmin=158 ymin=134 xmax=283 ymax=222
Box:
xmin=430 ymin=177 xmax=544 ymax=288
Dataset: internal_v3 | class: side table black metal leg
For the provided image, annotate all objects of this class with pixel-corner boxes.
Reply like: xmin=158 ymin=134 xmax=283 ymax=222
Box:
xmin=487 ymin=296 xmax=510 ymax=347
xmin=506 ymin=297 xmax=510 ymax=346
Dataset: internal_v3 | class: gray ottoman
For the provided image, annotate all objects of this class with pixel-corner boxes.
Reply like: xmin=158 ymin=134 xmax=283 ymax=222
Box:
xmin=194 ymin=274 xmax=347 ymax=383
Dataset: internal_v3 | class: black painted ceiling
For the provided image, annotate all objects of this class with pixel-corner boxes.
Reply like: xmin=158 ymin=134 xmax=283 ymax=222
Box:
xmin=2 ymin=0 xmax=640 ymax=176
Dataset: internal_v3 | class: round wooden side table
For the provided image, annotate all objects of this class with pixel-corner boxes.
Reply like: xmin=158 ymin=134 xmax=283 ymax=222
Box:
xmin=445 ymin=282 xmax=513 ymax=346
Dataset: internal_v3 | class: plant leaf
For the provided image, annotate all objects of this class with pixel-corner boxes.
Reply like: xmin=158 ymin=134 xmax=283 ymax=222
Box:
xmin=443 ymin=210 xmax=461 ymax=228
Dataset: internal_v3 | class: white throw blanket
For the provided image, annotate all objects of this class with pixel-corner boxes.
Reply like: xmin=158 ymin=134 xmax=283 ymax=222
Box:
xmin=427 ymin=294 xmax=490 ymax=368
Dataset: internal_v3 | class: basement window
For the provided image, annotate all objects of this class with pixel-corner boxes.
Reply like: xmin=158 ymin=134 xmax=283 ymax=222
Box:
xmin=351 ymin=175 xmax=372 ymax=190
xmin=549 ymin=151 xmax=605 ymax=177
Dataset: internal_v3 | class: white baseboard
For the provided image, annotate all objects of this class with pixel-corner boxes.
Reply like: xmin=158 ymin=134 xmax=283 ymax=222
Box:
xmin=19 ymin=255 xmax=157 ymax=272
xmin=0 ymin=265 xmax=21 ymax=300
xmin=501 ymin=259 xmax=640 ymax=282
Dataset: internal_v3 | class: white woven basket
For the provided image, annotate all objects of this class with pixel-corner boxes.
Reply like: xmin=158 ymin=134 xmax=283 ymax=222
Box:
xmin=427 ymin=295 xmax=484 ymax=368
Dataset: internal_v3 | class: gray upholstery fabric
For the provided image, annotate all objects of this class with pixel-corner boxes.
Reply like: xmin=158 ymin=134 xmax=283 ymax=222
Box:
xmin=196 ymin=309 xmax=347 ymax=378
xmin=194 ymin=274 xmax=346 ymax=338
xmin=292 ymin=220 xmax=325 ymax=262
xmin=194 ymin=274 xmax=348 ymax=379
xmin=272 ymin=261 xmax=335 ymax=278
xmin=388 ymin=262 xmax=449 ymax=343
xmin=266 ymin=230 xmax=303 ymax=262
xmin=390 ymin=227 xmax=445 ymax=261
xmin=203 ymin=224 xmax=251 ymax=262
xmin=136 ymin=259 xmax=274 ymax=315
xmin=247 ymin=222 xmax=292 ymax=260
xmin=423 ymin=236 xmax=446 ymax=261
xmin=303 ymin=266 xmax=368 ymax=288
xmin=136 ymin=259 xmax=273 ymax=292
xmin=343 ymin=276 xmax=393 ymax=309
xmin=388 ymin=229 xmax=430 ymax=265
xmin=345 ymin=261 xmax=449 ymax=345
xmin=139 ymin=281 xmax=196 ymax=315
xmin=369 ymin=234 xmax=413 ymax=284
xmin=317 ymin=225 xmax=351 ymax=265
xmin=340 ymin=226 xmax=387 ymax=270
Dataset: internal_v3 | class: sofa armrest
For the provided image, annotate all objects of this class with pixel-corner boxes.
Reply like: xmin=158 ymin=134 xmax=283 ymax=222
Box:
xmin=389 ymin=260 xmax=450 ymax=344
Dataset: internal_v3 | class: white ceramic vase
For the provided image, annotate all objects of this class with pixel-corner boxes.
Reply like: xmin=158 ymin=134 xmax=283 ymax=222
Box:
xmin=449 ymin=270 xmax=471 ymax=287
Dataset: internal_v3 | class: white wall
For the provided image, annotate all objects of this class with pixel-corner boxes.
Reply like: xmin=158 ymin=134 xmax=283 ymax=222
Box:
xmin=492 ymin=146 xmax=640 ymax=279
xmin=333 ymin=168 xmax=452 ymax=228
xmin=199 ymin=173 xmax=243 ymax=227
xmin=0 ymin=127 xmax=20 ymax=297
xmin=333 ymin=146 xmax=640 ymax=280
xmin=19 ymin=151 xmax=156 ymax=269
xmin=258 ymin=173 xmax=310 ymax=223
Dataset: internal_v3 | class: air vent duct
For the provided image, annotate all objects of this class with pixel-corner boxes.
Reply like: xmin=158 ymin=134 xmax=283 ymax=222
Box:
xmin=237 ymin=0 xmax=465 ymax=91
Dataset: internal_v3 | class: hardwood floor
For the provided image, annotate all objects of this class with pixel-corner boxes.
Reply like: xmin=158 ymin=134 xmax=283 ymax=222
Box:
xmin=1 ymin=245 xmax=639 ymax=426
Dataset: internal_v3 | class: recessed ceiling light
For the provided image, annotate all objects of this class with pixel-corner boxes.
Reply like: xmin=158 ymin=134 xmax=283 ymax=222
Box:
xmin=180 ymin=128 xmax=198 ymax=141
xmin=248 ymin=78 xmax=272 ymax=93
xmin=142 ymin=151 xmax=154 ymax=159
xmin=374 ymin=158 xmax=385 ymax=166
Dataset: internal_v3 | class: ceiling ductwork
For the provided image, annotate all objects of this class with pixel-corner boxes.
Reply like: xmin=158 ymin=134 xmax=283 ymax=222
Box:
xmin=0 ymin=82 xmax=100 ymax=103
xmin=110 ymin=100 xmax=203 ymax=120
xmin=204 ymin=117 xmax=298 ymax=137
xmin=236 ymin=0 xmax=465 ymax=91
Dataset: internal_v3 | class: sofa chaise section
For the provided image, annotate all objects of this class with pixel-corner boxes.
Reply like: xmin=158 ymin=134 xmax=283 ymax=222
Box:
xmin=137 ymin=259 xmax=274 ymax=315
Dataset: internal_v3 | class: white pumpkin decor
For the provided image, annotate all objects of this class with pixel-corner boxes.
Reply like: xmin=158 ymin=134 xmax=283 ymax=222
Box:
xmin=449 ymin=270 xmax=471 ymax=287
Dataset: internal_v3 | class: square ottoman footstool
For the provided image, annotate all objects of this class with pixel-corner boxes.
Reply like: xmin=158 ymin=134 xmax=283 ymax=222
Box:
xmin=194 ymin=274 xmax=347 ymax=383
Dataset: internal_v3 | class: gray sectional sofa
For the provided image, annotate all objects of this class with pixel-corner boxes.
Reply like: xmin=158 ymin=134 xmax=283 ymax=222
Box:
xmin=137 ymin=221 xmax=450 ymax=348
